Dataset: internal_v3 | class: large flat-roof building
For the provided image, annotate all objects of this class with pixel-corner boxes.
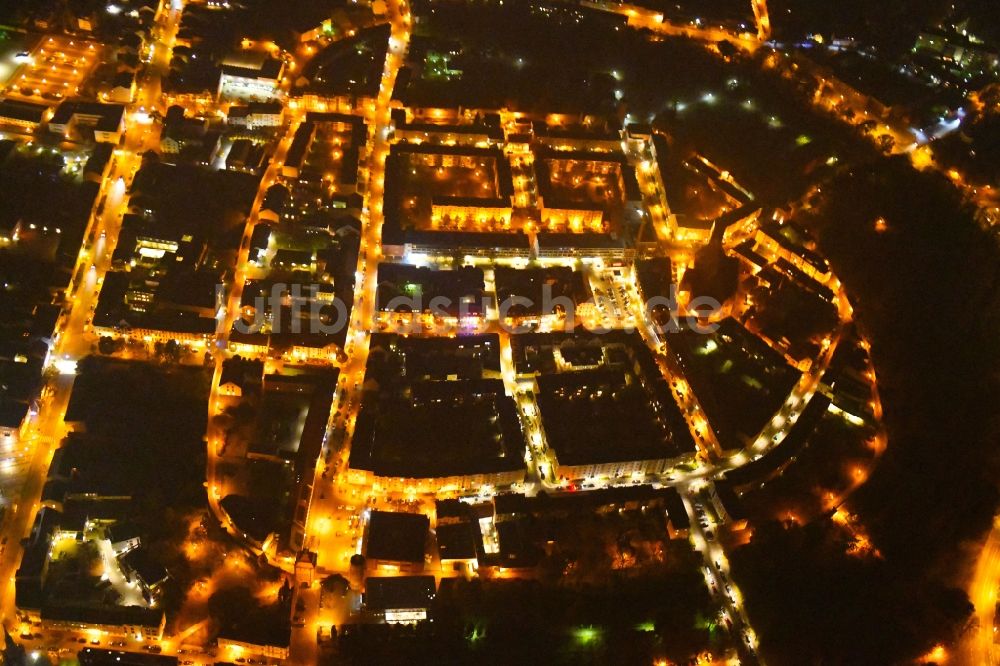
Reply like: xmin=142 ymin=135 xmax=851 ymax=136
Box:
xmin=376 ymin=263 xmax=486 ymax=320
xmin=536 ymin=368 xmax=693 ymax=480
xmin=0 ymin=99 xmax=50 ymax=131
xmin=391 ymin=110 xmax=505 ymax=147
xmin=350 ymin=377 xmax=525 ymax=491
xmin=77 ymin=648 xmax=178 ymax=665
xmin=666 ymin=318 xmax=801 ymax=451
xmin=40 ymin=605 xmax=166 ymax=642
xmin=534 ymin=145 xmax=642 ymax=232
xmin=280 ymin=112 xmax=367 ymax=191
xmin=512 ymin=332 xmax=697 ymax=481
xmin=494 ymin=265 xmax=592 ymax=326
xmin=48 ymin=102 xmax=125 ymax=143
xmin=364 ymin=511 xmax=430 ymax=573
xmin=349 ymin=334 xmax=526 ymax=492
xmin=364 ymin=576 xmax=437 ymax=624
xmin=381 ymin=142 xmax=523 ymax=259
xmin=377 ymin=127 xmax=645 ymax=262
xmin=217 ymin=53 xmax=285 ymax=101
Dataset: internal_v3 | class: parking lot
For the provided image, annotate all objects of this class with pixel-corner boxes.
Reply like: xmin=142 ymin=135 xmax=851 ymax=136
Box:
xmin=3 ymin=34 xmax=100 ymax=102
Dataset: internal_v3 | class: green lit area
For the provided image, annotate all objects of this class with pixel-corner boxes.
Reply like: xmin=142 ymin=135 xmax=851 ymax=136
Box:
xmin=423 ymin=51 xmax=462 ymax=81
xmin=573 ymin=626 xmax=602 ymax=646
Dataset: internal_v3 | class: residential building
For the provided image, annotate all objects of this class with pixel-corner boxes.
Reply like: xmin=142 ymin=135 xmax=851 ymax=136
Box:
xmin=48 ymin=102 xmax=126 ymax=144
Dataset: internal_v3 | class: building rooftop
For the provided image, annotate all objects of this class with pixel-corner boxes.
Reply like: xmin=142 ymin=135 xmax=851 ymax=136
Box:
xmin=0 ymin=357 xmax=43 ymax=403
xmin=667 ymin=318 xmax=801 ymax=450
xmin=435 ymin=498 xmax=471 ymax=522
xmin=663 ymin=487 xmax=690 ymax=531
xmin=365 ymin=511 xmax=429 ymax=564
xmin=248 ymin=371 xmax=336 ymax=467
xmin=0 ymin=399 xmax=29 ymax=429
xmin=537 ymin=368 xmax=688 ymax=467
xmin=49 ymin=101 xmax=126 ymax=133
xmin=494 ymin=265 xmax=590 ymax=317
xmin=229 ymin=101 xmax=284 ymax=118
xmin=0 ymin=99 xmax=49 ymax=125
xmin=41 ymin=604 xmax=164 ymax=630
xmin=364 ymin=575 xmax=437 ymax=612
xmin=77 ymin=648 xmax=178 ymax=665
xmin=495 ymin=518 xmax=541 ymax=567
xmin=112 ymin=70 xmax=135 ymax=88
xmin=216 ymin=598 xmax=292 ymax=651
xmin=535 ymin=231 xmax=626 ymax=250
xmin=351 ymin=377 xmax=525 ymax=479
xmin=219 ymin=356 xmax=265 ymax=392
xmin=220 ymin=53 xmax=284 ymax=81
xmin=635 ymin=256 xmax=673 ymax=301
xmin=369 ymin=333 xmax=503 ymax=379
xmin=713 ymin=479 xmax=747 ymax=522
xmin=436 ymin=521 xmax=480 ymax=561
xmin=376 ymin=263 xmax=486 ymax=316
xmin=494 ymin=485 xmax=669 ymax=517
xmin=120 ymin=548 xmax=169 ymax=587
xmin=397 ymin=118 xmax=504 ymax=141
xmin=760 ymin=219 xmax=830 ymax=275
